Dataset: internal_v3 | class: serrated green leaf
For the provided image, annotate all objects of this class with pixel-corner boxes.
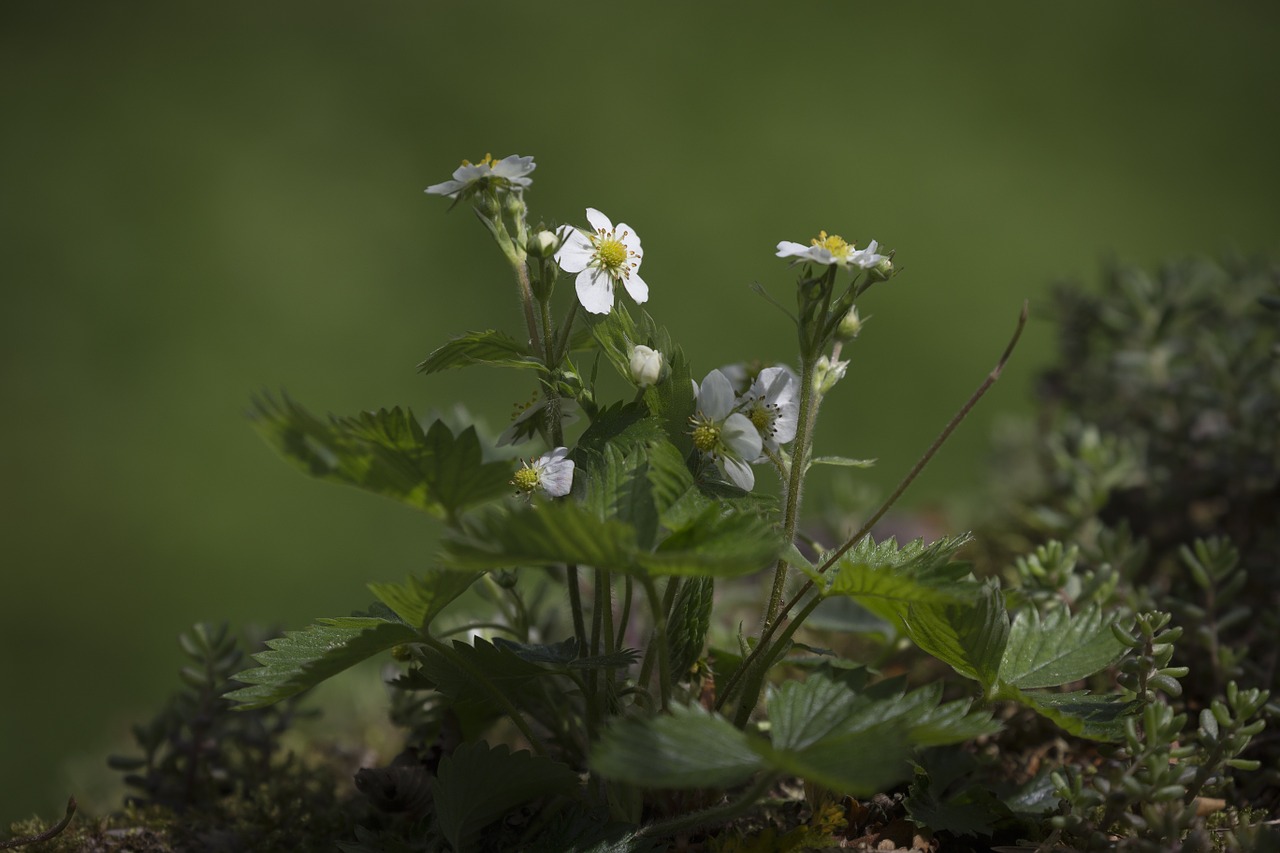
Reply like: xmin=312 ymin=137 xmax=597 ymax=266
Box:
xmin=367 ymin=569 xmax=475 ymax=630
xmin=903 ymin=579 xmax=1009 ymax=693
xmin=250 ymin=395 xmax=512 ymax=518
xmin=998 ymin=605 xmax=1128 ymax=689
xmin=640 ymin=506 xmax=784 ymax=578
xmin=416 ymin=329 xmax=541 ymax=374
xmin=998 ymin=685 xmax=1139 ymax=741
xmin=226 ymin=616 xmax=417 ymax=709
xmin=592 ymin=704 xmax=766 ymax=788
xmin=416 ymin=637 xmax=553 ymax=719
xmin=432 ymin=741 xmax=579 ymax=853
xmin=443 ymin=501 xmax=640 ymax=573
xmin=904 ymin=750 xmax=1007 ymax=838
xmin=821 ymin=535 xmax=979 ymax=626
xmin=666 ymin=576 xmax=714 ymax=681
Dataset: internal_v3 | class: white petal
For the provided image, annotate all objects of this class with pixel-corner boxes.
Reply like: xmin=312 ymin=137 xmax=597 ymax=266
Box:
xmin=585 ymin=207 xmax=613 ymax=233
xmin=555 ymin=230 xmax=595 ymax=273
xmin=722 ymin=413 xmax=763 ymax=461
xmin=623 ymin=271 xmax=649 ymax=304
xmin=721 ymin=455 xmax=755 ymax=491
xmin=616 ymin=223 xmax=643 ymax=260
xmin=698 ymin=370 xmax=736 ymax=420
xmin=776 ymin=241 xmax=811 ymax=258
xmin=537 ymin=450 xmax=574 ymax=497
xmin=575 ymin=268 xmax=615 ymax=314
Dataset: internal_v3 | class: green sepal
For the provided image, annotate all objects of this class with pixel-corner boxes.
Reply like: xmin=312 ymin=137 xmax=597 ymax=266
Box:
xmin=226 ymin=616 xmax=418 ymax=709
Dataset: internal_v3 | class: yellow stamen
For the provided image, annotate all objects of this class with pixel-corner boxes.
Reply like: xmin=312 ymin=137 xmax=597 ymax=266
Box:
xmin=512 ymin=466 xmax=540 ymax=491
xmin=596 ymin=237 xmax=629 ymax=272
xmin=690 ymin=419 xmax=721 ymax=453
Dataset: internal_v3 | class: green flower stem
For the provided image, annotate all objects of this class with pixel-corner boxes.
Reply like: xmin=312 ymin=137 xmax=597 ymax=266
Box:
xmin=424 ymin=635 xmax=546 ymax=755
xmin=638 ymin=576 xmax=672 ymax=712
xmin=717 ymin=301 xmax=1029 ymax=716
xmin=763 ymin=351 xmax=817 ymax=632
xmin=566 ymin=565 xmax=588 ymax=651
xmin=635 ymin=772 xmax=780 ymax=840
xmin=553 ymin=302 xmax=579 ymax=364
xmin=512 ymin=258 xmax=544 ymax=363
xmin=616 ymin=575 xmax=634 ymax=645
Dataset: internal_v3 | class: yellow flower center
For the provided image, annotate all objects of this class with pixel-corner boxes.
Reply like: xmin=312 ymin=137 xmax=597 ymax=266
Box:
xmin=461 ymin=153 xmax=496 ymax=167
xmin=511 ymin=466 xmax=540 ymax=491
xmin=690 ymin=420 xmax=721 ymax=453
xmin=748 ymin=405 xmax=772 ymax=433
xmin=810 ymin=230 xmax=853 ymax=259
xmin=595 ymin=236 xmax=629 ymax=273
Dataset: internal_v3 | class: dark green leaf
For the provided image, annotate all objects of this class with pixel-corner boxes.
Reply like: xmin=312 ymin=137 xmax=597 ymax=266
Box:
xmin=442 ymin=501 xmax=640 ymax=574
xmin=666 ymin=576 xmax=714 ymax=681
xmin=226 ymin=616 xmax=417 ymax=709
xmin=903 ymin=579 xmax=1009 ymax=693
xmin=592 ymin=704 xmax=765 ymax=789
xmin=999 ymin=685 xmax=1139 ymax=741
xmin=432 ymin=741 xmax=579 ymax=853
xmin=998 ymin=605 xmax=1128 ymax=689
xmin=819 ymin=534 xmax=979 ymax=626
xmin=367 ymin=569 xmax=475 ymax=630
xmin=250 ymin=395 xmax=511 ymax=517
xmin=641 ymin=506 xmax=784 ymax=578
xmin=416 ymin=329 xmax=541 ymax=374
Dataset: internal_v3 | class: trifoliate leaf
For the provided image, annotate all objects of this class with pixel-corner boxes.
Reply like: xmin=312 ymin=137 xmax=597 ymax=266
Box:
xmin=432 ymin=741 xmax=579 ymax=853
xmin=226 ymin=616 xmax=417 ymax=709
xmin=998 ymin=685 xmax=1139 ymax=742
xmin=998 ymin=605 xmax=1128 ymax=689
xmin=250 ymin=396 xmax=511 ymax=518
xmin=416 ymin=329 xmax=542 ymax=374
xmin=903 ymin=579 xmax=1009 ymax=694
xmin=367 ymin=569 xmax=475 ymax=630
xmin=591 ymin=704 xmax=766 ymax=789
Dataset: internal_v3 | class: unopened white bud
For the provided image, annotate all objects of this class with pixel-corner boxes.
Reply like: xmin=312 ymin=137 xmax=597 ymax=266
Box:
xmin=527 ymin=230 xmax=559 ymax=259
xmin=813 ymin=355 xmax=849 ymax=395
xmin=629 ymin=344 xmax=664 ymax=388
xmin=837 ymin=306 xmax=864 ymax=340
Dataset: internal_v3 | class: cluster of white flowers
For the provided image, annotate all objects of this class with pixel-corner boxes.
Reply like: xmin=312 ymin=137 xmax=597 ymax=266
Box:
xmin=428 ymin=155 xmax=893 ymax=498
xmin=689 ymin=364 xmax=799 ymax=491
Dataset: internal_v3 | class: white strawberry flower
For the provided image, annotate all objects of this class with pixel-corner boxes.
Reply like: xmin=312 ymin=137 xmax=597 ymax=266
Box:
xmin=425 ymin=153 xmax=536 ymax=200
xmin=555 ymin=208 xmax=648 ymax=314
xmin=776 ymin=230 xmax=885 ymax=270
xmin=737 ymin=366 xmax=800 ymax=453
xmin=512 ymin=447 xmax=575 ymax=498
xmin=689 ymin=369 xmax=762 ymax=491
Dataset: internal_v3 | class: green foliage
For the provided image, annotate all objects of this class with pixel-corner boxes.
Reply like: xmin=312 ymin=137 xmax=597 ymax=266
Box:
xmin=999 ymin=605 xmax=1128 ymax=689
xmin=368 ymin=570 xmax=477 ymax=630
xmin=250 ymin=395 xmax=513 ymax=519
xmin=431 ymin=742 xmax=579 ymax=853
xmin=226 ymin=615 xmax=418 ymax=709
xmin=417 ymin=329 xmax=543 ymax=374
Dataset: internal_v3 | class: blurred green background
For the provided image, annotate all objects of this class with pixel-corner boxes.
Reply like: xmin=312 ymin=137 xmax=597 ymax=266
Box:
xmin=3 ymin=1 xmax=1278 ymax=822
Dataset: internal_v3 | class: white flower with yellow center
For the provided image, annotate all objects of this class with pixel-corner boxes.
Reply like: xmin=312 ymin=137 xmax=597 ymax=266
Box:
xmin=511 ymin=447 xmax=574 ymax=498
xmin=689 ymin=370 xmax=762 ymax=491
xmin=736 ymin=366 xmax=799 ymax=454
xmin=425 ymin=153 xmax=536 ymax=200
xmin=555 ymin=208 xmax=648 ymax=315
xmin=776 ymin=231 xmax=886 ymax=270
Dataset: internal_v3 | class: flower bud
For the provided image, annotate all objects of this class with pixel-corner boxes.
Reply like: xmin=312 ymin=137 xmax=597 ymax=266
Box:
xmin=502 ymin=190 xmax=526 ymax=219
xmin=836 ymin=306 xmax=864 ymax=340
xmin=812 ymin=355 xmax=849 ymax=396
xmin=629 ymin=344 xmax=664 ymax=388
xmin=867 ymin=255 xmax=895 ymax=283
xmin=527 ymin=229 xmax=560 ymax=259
